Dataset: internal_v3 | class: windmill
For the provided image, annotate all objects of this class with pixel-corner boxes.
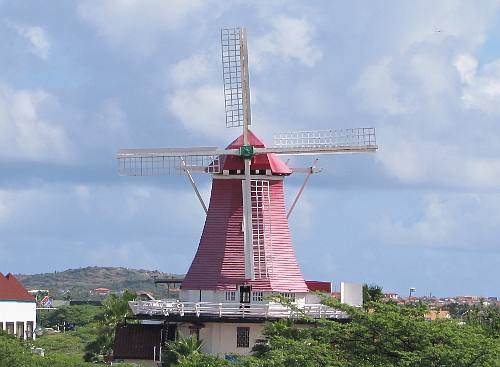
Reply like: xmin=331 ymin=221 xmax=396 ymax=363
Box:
xmin=117 ymin=27 xmax=377 ymax=285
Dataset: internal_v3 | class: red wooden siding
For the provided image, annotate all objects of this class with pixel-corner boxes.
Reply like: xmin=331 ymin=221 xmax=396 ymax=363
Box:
xmin=182 ymin=179 xmax=308 ymax=292
xmin=182 ymin=131 xmax=308 ymax=293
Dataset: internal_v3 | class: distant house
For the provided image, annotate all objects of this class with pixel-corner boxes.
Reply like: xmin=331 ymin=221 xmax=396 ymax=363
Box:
xmin=0 ymin=273 xmax=36 ymax=340
xmin=425 ymin=310 xmax=451 ymax=321
xmin=93 ymin=287 xmax=110 ymax=296
xmin=383 ymin=293 xmax=399 ymax=301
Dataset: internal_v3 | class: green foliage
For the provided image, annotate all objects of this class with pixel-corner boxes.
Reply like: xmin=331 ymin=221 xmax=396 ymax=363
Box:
xmin=83 ymin=290 xmax=137 ymax=362
xmin=174 ymin=353 xmax=229 ymax=367
xmin=35 ymin=332 xmax=86 ymax=356
xmin=163 ymin=335 xmax=203 ymax=366
xmin=0 ymin=331 xmax=91 ymax=367
xmin=37 ymin=304 xmax=102 ymax=328
xmin=363 ymin=284 xmax=384 ymax=303
xmin=446 ymin=304 xmax=500 ymax=337
xmin=0 ymin=331 xmax=35 ymax=367
xmin=246 ymin=298 xmax=500 ymax=367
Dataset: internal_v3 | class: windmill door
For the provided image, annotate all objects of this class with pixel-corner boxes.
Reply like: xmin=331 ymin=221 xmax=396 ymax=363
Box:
xmin=239 ymin=285 xmax=251 ymax=304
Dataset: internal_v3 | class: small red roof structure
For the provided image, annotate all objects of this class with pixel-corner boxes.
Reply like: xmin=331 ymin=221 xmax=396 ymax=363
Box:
xmin=0 ymin=273 xmax=35 ymax=301
xmin=305 ymin=281 xmax=332 ymax=293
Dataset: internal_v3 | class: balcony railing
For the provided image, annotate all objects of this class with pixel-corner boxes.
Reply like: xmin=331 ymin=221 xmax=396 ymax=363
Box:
xmin=129 ymin=300 xmax=347 ymax=320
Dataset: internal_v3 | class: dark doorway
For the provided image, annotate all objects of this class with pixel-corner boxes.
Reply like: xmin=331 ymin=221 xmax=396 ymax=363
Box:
xmin=239 ymin=285 xmax=251 ymax=304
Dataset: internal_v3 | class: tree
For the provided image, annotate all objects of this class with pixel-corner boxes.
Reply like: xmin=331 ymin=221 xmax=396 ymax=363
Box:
xmin=0 ymin=331 xmax=35 ymax=367
xmin=37 ymin=304 xmax=102 ymax=329
xmin=245 ymin=298 xmax=500 ymax=367
xmin=83 ymin=290 xmax=136 ymax=362
xmin=163 ymin=335 xmax=203 ymax=366
xmin=363 ymin=284 xmax=383 ymax=303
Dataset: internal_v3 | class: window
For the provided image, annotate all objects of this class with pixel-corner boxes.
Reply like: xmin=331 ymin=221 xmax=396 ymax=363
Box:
xmin=26 ymin=322 xmax=34 ymax=339
xmin=16 ymin=322 xmax=24 ymax=339
xmin=252 ymin=291 xmax=263 ymax=302
xmin=239 ymin=285 xmax=251 ymax=303
xmin=0 ymin=322 xmax=3 ymax=331
xmin=6 ymin=322 xmax=14 ymax=335
xmin=236 ymin=327 xmax=250 ymax=348
xmin=225 ymin=291 xmax=236 ymax=301
xmin=189 ymin=328 xmax=200 ymax=341
xmin=279 ymin=292 xmax=296 ymax=302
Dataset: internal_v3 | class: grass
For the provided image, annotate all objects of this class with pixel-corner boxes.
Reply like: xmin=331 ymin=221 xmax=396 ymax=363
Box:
xmin=34 ymin=327 xmax=138 ymax=366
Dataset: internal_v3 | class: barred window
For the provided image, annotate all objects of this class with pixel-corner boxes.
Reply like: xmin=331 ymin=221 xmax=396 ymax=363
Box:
xmin=26 ymin=321 xmax=34 ymax=339
xmin=236 ymin=327 xmax=250 ymax=348
xmin=225 ymin=291 xmax=236 ymax=301
xmin=16 ymin=322 xmax=24 ymax=339
xmin=6 ymin=322 xmax=14 ymax=335
xmin=279 ymin=292 xmax=296 ymax=302
xmin=252 ymin=291 xmax=263 ymax=302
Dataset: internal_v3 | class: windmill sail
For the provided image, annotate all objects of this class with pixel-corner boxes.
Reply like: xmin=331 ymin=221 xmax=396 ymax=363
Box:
xmin=256 ymin=128 xmax=378 ymax=155
xmin=117 ymin=147 xmax=238 ymax=176
xmin=221 ymin=27 xmax=251 ymax=128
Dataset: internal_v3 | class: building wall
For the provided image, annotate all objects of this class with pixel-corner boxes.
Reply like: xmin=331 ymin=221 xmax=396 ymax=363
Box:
xmin=178 ymin=322 xmax=264 ymax=356
xmin=0 ymin=301 xmax=36 ymax=340
xmin=180 ymin=289 xmax=308 ymax=305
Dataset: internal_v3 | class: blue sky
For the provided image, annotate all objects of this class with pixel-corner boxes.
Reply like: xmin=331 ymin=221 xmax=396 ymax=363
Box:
xmin=0 ymin=1 xmax=499 ymax=297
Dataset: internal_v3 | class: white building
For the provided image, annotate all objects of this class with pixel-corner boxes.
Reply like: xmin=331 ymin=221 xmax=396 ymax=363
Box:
xmin=0 ymin=273 xmax=36 ymax=340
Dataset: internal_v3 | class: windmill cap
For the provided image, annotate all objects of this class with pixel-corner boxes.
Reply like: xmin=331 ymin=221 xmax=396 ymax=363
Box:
xmin=221 ymin=130 xmax=292 ymax=175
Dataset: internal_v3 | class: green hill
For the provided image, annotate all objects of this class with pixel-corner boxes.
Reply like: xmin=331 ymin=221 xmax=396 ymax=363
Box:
xmin=16 ymin=266 xmax=183 ymax=300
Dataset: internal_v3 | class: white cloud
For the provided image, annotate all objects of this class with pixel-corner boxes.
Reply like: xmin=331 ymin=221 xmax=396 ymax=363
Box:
xmin=0 ymin=83 xmax=71 ymax=162
xmin=455 ymin=54 xmax=478 ymax=84
xmin=377 ymin=130 xmax=500 ymax=190
xmin=94 ymin=99 xmax=129 ymax=142
xmin=352 ymin=3 xmax=500 ymax=191
xmin=167 ymin=84 xmax=234 ymax=141
xmin=6 ymin=22 xmax=50 ymax=60
xmin=0 ymin=183 xmax=208 ymax=272
xmin=253 ymin=16 xmax=322 ymax=69
xmin=374 ymin=193 xmax=500 ymax=250
xmin=461 ymin=58 xmax=500 ymax=114
xmin=356 ymin=58 xmax=411 ymax=115
xmin=77 ymin=0 xmax=206 ymax=55
xmin=169 ymin=53 xmax=211 ymax=86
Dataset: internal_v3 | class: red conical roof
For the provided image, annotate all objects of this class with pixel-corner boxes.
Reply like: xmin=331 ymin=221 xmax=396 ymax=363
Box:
xmin=220 ymin=130 xmax=292 ymax=175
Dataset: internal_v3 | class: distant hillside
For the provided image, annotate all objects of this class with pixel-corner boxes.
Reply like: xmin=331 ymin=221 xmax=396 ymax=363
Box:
xmin=16 ymin=266 xmax=183 ymax=300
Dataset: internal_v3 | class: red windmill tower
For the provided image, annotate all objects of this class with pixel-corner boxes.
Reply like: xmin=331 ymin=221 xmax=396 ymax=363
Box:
xmin=116 ymin=27 xmax=377 ymax=356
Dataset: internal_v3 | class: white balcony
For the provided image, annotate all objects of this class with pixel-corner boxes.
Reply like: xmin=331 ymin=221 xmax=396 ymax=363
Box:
xmin=128 ymin=300 xmax=347 ymax=320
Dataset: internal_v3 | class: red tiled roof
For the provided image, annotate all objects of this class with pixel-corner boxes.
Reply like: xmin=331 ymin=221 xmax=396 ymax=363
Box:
xmin=220 ymin=130 xmax=292 ymax=175
xmin=0 ymin=273 xmax=35 ymax=301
